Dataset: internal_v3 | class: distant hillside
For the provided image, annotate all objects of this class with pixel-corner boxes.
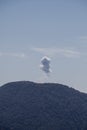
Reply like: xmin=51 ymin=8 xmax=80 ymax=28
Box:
xmin=0 ymin=81 xmax=87 ymax=130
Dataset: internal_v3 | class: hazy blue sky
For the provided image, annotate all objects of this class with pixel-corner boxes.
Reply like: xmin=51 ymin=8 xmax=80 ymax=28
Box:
xmin=0 ymin=0 xmax=87 ymax=92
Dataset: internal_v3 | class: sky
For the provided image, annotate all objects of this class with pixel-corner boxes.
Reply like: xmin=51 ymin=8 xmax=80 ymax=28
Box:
xmin=0 ymin=0 xmax=87 ymax=92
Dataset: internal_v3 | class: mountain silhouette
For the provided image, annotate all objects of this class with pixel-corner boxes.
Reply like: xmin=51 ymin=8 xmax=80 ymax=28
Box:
xmin=0 ymin=81 xmax=87 ymax=130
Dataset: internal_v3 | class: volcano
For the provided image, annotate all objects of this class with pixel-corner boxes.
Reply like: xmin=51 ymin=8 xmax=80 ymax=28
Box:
xmin=0 ymin=81 xmax=87 ymax=130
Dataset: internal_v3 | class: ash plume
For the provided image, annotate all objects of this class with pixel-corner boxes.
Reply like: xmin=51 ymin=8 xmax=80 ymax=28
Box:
xmin=40 ymin=56 xmax=52 ymax=76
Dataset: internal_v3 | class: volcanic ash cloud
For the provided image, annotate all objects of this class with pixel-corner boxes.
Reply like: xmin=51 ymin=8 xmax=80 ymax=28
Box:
xmin=40 ymin=56 xmax=52 ymax=76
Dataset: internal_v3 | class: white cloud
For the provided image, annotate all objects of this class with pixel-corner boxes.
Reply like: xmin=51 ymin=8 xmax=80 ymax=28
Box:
xmin=0 ymin=52 xmax=26 ymax=58
xmin=8 ymin=53 xmax=26 ymax=58
xmin=32 ymin=47 xmax=81 ymax=58
xmin=80 ymin=36 xmax=87 ymax=40
xmin=80 ymin=36 xmax=87 ymax=43
xmin=0 ymin=52 xmax=3 ymax=56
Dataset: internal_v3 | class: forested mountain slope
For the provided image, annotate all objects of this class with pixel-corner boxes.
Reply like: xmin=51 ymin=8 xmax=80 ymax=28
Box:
xmin=0 ymin=81 xmax=87 ymax=130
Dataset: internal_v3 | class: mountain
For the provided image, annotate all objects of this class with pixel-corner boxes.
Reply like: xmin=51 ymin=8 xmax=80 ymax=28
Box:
xmin=0 ymin=81 xmax=87 ymax=130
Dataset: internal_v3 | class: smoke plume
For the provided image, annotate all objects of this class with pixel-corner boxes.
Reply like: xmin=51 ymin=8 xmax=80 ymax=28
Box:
xmin=40 ymin=56 xmax=51 ymax=75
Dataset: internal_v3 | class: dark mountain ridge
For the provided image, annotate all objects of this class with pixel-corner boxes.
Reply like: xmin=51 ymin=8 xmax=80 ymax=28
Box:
xmin=0 ymin=81 xmax=87 ymax=130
